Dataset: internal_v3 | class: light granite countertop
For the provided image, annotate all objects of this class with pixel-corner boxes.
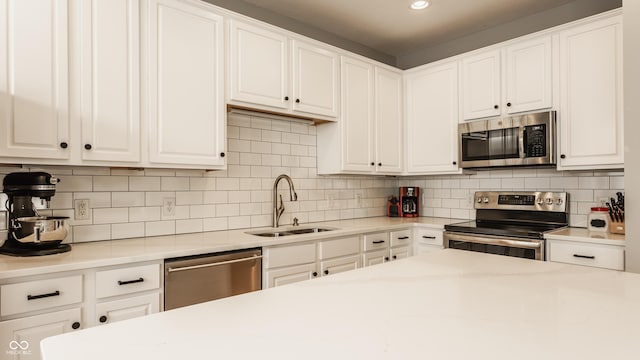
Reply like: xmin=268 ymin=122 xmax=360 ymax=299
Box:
xmin=545 ymin=227 xmax=626 ymax=246
xmin=0 ymin=216 xmax=459 ymax=280
xmin=42 ymin=249 xmax=640 ymax=360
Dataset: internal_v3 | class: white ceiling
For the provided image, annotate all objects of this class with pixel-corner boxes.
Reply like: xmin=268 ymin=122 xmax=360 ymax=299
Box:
xmin=237 ymin=0 xmax=578 ymax=56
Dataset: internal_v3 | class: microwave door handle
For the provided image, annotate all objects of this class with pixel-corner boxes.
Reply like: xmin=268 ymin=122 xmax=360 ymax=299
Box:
xmin=519 ymin=126 xmax=525 ymax=158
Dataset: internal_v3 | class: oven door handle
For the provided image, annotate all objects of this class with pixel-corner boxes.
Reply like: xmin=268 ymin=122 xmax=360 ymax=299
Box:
xmin=518 ymin=126 xmax=526 ymax=159
xmin=445 ymin=233 xmax=541 ymax=250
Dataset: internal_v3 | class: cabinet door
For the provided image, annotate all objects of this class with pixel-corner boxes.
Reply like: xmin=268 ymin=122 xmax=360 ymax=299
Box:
xmin=505 ymin=36 xmax=552 ymax=114
xmin=0 ymin=0 xmax=69 ymax=160
xmin=558 ymin=16 xmax=623 ymax=169
xmin=0 ymin=308 xmax=81 ymax=360
xmin=147 ymin=0 xmax=225 ymax=167
xmin=265 ymin=263 xmax=317 ymax=288
xmin=291 ymin=40 xmax=339 ymax=117
xmin=341 ymin=56 xmax=374 ymax=173
xmin=362 ymin=249 xmax=388 ymax=267
xmin=460 ymin=49 xmax=501 ymax=120
xmin=406 ymin=61 xmax=460 ymax=173
xmin=320 ymin=254 xmax=360 ymax=277
xmin=228 ymin=20 xmax=288 ymax=109
xmin=390 ymin=246 xmax=411 ymax=261
xmin=374 ymin=67 xmax=403 ymax=174
xmin=95 ymin=292 xmax=160 ymax=325
xmin=79 ymin=0 xmax=140 ymax=162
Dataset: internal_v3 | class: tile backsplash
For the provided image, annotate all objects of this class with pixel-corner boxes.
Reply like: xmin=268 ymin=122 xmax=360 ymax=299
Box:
xmin=0 ymin=112 xmax=625 ymax=243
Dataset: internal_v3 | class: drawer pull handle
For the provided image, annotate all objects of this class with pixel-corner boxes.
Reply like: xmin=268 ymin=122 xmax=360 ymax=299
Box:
xmin=422 ymin=236 xmax=436 ymax=239
xmin=372 ymin=240 xmax=385 ymax=244
xmin=397 ymin=236 xmax=409 ymax=240
xmin=573 ymin=254 xmax=595 ymax=260
xmin=27 ymin=290 xmax=60 ymax=301
xmin=118 ymin=277 xmax=144 ymax=286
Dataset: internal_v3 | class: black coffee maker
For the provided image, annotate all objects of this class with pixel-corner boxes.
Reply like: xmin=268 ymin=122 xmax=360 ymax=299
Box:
xmin=1 ymin=172 xmax=70 ymax=256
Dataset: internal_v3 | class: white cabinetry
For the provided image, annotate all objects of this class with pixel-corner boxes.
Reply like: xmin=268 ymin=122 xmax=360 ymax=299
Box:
xmin=318 ymin=236 xmax=360 ymax=276
xmin=0 ymin=0 xmax=70 ymax=160
xmin=547 ymin=239 xmax=624 ymax=271
xmin=405 ymin=60 xmax=460 ymax=174
xmin=460 ymin=35 xmax=552 ymax=121
xmin=146 ymin=0 xmax=225 ymax=168
xmin=79 ymin=0 xmax=140 ymax=163
xmin=361 ymin=231 xmax=391 ymax=266
xmin=228 ymin=19 xmax=338 ymax=120
xmin=317 ymin=57 xmax=402 ymax=175
xmin=95 ymin=293 xmax=159 ymax=326
xmin=414 ymin=227 xmax=444 ymax=255
xmin=557 ymin=15 xmax=623 ymax=170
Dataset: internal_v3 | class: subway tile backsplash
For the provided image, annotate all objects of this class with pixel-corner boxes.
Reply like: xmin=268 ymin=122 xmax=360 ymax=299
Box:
xmin=0 ymin=112 xmax=625 ymax=243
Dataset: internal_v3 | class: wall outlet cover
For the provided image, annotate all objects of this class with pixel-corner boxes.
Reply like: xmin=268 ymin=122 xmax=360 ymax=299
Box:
xmin=75 ymin=199 xmax=91 ymax=221
xmin=163 ymin=198 xmax=176 ymax=217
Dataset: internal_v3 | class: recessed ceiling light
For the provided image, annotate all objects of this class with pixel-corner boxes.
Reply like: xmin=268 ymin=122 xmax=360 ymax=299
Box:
xmin=410 ymin=1 xmax=430 ymax=10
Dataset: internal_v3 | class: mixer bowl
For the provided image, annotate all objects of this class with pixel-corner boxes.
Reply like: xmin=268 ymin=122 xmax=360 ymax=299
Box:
xmin=12 ymin=216 xmax=69 ymax=244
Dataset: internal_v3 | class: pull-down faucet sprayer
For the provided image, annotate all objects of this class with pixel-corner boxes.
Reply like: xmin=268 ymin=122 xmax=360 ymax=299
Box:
xmin=272 ymin=174 xmax=298 ymax=228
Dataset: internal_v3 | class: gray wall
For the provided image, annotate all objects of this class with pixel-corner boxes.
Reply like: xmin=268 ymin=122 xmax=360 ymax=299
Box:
xmin=396 ymin=0 xmax=622 ymax=69
xmin=624 ymin=1 xmax=640 ymax=273
xmin=202 ymin=0 xmax=396 ymax=66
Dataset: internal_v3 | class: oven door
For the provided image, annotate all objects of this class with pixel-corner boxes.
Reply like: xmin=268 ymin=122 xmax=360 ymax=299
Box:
xmin=444 ymin=232 xmax=544 ymax=260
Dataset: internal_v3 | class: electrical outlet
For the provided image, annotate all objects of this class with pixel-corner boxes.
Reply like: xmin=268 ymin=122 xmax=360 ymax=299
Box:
xmin=75 ymin=199 xmax=91 ymax=220
xmin=163 ymin=198 xmax=176 ymax=217
xmin=355 ymin=194 xmax=362 ymax=208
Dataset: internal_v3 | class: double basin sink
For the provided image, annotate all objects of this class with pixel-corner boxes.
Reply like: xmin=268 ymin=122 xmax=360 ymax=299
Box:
xmin=247 ymin=227 xmax=336 ymax=237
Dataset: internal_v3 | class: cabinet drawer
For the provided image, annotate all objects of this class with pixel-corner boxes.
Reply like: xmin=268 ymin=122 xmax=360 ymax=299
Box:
xmin=264 ymin=242 xmax=316 ymax=268
xmin=1 ymin=275 xmax=83 ymax=317
xmin=95 ymin=264 xmax=161 ymax=299
xmin=548 ymin=241 xmax=624 ymax=270
xmin=363 ymin=232 xmax=389 ymax=251
xmin=390 ymin=229 xmax=412 ymax=248
xmin=415 ymin=228 xmax=443 ymax=246
xmin=318 ymin=236 xmax=360 ymax=259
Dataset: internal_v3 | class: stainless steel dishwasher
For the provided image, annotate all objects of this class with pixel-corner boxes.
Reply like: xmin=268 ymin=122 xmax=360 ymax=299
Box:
xmin=164 ymin=248 xmax=262 ymax=310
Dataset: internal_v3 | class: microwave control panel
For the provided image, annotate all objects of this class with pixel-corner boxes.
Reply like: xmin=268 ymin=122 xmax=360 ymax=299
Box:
xmin=524 ymin=124 xmax=546 ymax=157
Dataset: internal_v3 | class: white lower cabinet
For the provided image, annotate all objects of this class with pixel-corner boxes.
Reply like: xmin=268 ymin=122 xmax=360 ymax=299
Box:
xmin=0 ymin=308 xmax=82 ymax=360
xmin=390 ymin=246 xmax=411 ymax=261
xmin=547 ymin=240 xmax=624 ymax=271
xmin=95 ymin=293 xmax=160 ymax=325
xmin=320 ymin=255 xmax=360 ymax=277
xmin=362 ymin=249 xmax=388 ymax=267
xmin=414 ymin=227 xmax=444 ymax=255
xmin=266 ymin=263 xmax=318 ymax=288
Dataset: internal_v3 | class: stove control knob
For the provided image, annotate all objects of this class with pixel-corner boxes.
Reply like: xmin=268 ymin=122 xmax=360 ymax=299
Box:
xmin=483 ymin=197 xmax=489 ymax=204
xmin=477 ymin=197 xmax=483 ymax=204
xmin=536 ymin=198 xmax=544 ymax=205
xmin=556 ymin=198 xmax=563 ymax=205
xmin=546 ymin=198 xmax=553 ymax=205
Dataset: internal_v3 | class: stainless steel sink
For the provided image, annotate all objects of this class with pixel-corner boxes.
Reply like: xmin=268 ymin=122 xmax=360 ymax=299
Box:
xmin=247 ymin=227 xmax=336 ymax=237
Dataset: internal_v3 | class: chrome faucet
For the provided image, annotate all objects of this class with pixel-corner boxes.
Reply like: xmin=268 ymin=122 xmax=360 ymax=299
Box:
xmin=272 ymin=174 xmax=298 ymax=228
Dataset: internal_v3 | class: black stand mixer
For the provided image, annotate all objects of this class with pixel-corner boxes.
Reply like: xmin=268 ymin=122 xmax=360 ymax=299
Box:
xmin=1 ymin=172 xmax=70 ymax=256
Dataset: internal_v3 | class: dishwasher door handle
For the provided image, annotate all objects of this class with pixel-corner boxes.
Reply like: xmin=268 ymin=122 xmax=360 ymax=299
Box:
xmin=166 ymin=255 xmax=263 ymax=273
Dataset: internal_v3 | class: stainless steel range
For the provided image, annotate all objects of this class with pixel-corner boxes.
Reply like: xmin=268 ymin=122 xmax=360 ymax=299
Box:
xmin=444 ymin=191 xmax=569 ymax=260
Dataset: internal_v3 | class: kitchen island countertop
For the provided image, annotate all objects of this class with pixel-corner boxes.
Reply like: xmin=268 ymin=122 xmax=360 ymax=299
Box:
xmin=42 ymin=249 xmax=640 ymax=360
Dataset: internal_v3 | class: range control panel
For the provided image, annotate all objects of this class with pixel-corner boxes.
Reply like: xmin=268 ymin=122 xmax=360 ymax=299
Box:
xmin=474 ymin=191 xmax=568 ymax=212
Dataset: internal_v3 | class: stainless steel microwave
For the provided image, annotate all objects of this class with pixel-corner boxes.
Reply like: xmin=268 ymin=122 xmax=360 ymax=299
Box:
xmin=458 ymin=111 xmax=556 ymax=169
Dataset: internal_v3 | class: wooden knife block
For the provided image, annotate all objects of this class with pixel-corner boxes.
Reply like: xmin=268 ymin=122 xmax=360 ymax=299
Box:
xmin=609 ymin=216 xmax=625 ymax=235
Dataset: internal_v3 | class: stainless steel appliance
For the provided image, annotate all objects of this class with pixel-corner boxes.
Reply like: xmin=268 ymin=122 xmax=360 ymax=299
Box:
xmin=1 ymin=172 xmax=70 ymax=256
xmin=458 ymin=111 xmax=556 ymax=168
xmin=444 ymin=191 xmax=568 ymax=260
xmin=164 ymin=248 xmax=262 ymax=310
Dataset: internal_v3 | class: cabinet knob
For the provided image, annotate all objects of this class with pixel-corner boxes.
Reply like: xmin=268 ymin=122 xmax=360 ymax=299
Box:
xmin=560 ymin=154 xmax=566 ymax=159
xmin=378 ymin=162 xmax=382 ymax=166
xmin=295 ymin=99 xmax=300 ymax=103
xmin=72 ymin=322 xmax=81 ymax=330
xmin=384 ymin=257 xmax=389 ymax=261
xmin=324 ymin=270 xmax=329 ymax=275
xmin=452 ymin=161 xmax=457 ymax=165
xmin=494 ymin=105 xmax=499 ymax=109
xmin=220 ymin=152 xmax=225 ymax=158
xmin=312 ymin=271 xmax=318 ymax=277
xmin=60 ymin=142 xmax=68 ymax=149
xmin=99 ymin=315 xmax=108 ymax=323
xmin=284 ymin=96 xmax=289 ymax=101
xmin=506 ymin=102 xmax=512 ymax=107
xmin=370 ymin=162 xmax=375 ymax=166
xmin=393 ymin=255 xmax=397 ymax=260
xmin=84 ymin=144 xmax=92 ymax=150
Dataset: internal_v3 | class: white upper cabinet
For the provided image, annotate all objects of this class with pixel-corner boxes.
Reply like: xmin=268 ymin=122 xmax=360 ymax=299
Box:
xmin=146 ymin=0 xmax=226 ymax=168
xmin=291 ymin=40 xmax=339 ymax=117
xmin=0 ymin=0 xmax=70 ymax=160
xmin=228 ymin=19 xmax=288 ymax=110
xmin=228 ymin=19 xmax=339 ymax=120
xmin=317 ymin=56 xmax=402 ymax=175
xmin=405 ymin=61 xmax=460 ymax=174
xmin=374 ymin=67 xmax=403 ymax=173
xmin=558 ymin=15 xmax=623 ymax=170
xmin=79 ymin=0 xmax=140 ymax=163
xmin=460 ymin=49 xmax=501 ymax=121
xmin=505 ymin=36 xmax=552 ymax=115
xmin=460 ymin=35 xmax=553 ymax=121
